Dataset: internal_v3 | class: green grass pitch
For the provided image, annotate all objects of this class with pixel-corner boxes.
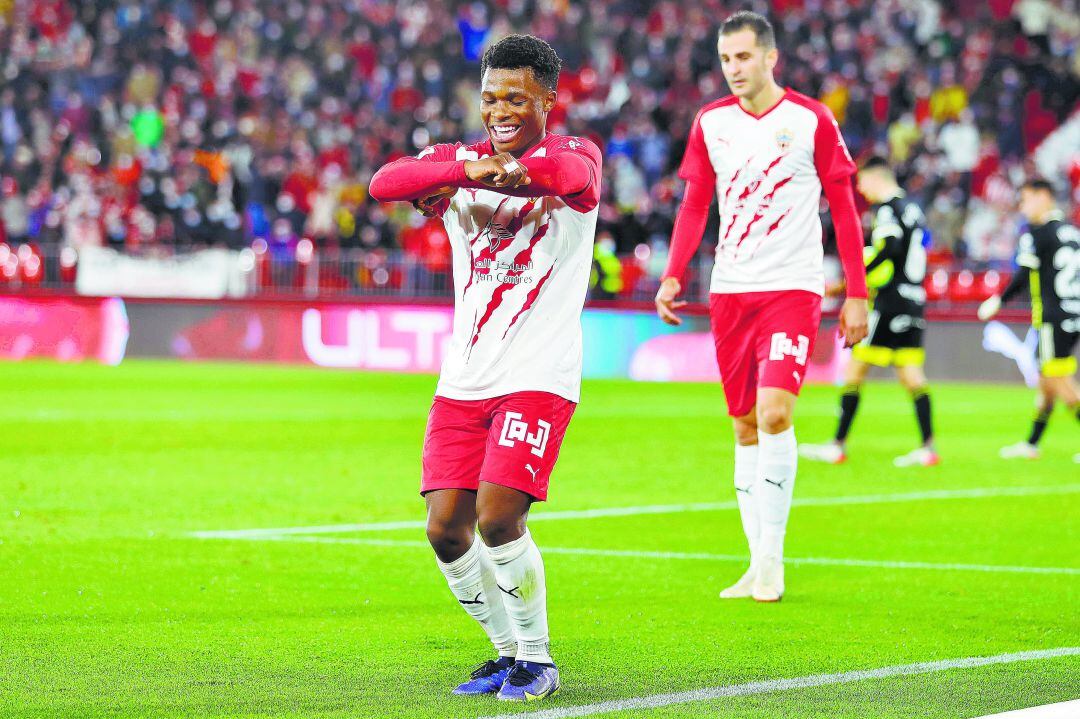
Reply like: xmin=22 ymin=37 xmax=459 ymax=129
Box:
xmin=1 ymin=360 xmax=1077 ymax=718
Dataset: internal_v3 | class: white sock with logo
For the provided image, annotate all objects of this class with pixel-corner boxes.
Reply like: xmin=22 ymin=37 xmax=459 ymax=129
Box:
xmin=485 ymin=529 xmax=552 ymax=664
xmin=733 ymin=443 xmax=760 ymax=565
xmin=756 ymin=427 xmax=797 ymax=561
xmin=436 ymin=535 xmax=517 ymax=657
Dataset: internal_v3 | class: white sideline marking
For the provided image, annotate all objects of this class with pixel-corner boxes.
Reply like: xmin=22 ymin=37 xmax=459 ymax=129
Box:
xmin=189 ymin=483 xmax=1080 ymax=539
xmin=474 ymin=647 xmax=1080 ymax=719
xmin=251 ymin=536 xmax=1080 ymax=576
xmin=973 ymin=699 xmax=1080 ymax=718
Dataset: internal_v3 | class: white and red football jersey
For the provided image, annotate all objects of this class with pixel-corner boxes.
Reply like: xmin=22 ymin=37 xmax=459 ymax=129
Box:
xmin=680 ymin=90 xmax=857 ymax=296
xmin=419 ymin=134 xmax=602 ymax=403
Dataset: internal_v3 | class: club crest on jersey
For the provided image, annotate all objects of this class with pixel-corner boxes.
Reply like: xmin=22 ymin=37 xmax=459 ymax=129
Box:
xmin=775 ymin=128 xmax=794 ymax=152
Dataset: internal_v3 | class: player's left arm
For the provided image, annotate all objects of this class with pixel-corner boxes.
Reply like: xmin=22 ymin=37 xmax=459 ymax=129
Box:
xmin=461 ymin=138 xmax=603 ymax=212
xmin=979 ymin=231 xmax=1036 ymax=320
xmin=813 ymin=104 xmax=867 ymax=346
xmin=864 ymin=207 xmax=904 ymax=273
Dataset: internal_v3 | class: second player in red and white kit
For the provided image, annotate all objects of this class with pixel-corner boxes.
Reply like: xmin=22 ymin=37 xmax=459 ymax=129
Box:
xmin=370 ymin=35 xmax=600 ymax=701
xmin=655 ymin=11 xmax=869 ymax=602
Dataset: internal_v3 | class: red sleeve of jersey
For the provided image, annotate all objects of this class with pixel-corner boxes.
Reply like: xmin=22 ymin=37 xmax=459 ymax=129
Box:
xmin=677 ymin=109 xmax=717 ymax=185
xmin=662 ymin=178 xmax=714 ymax=282
xmin=822 ymin=176 xmax=868 ymax=299
xmin=460 ymin=137 xmax=603 ymax=213
xmin=368 ymin=143 xmax=467 ymax=206
xmin=812 ymin=105 xmax=857 ymax=182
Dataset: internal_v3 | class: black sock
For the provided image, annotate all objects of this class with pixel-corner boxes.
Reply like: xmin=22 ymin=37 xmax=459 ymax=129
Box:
xmin=912 ymin=388 xmax=933 ymax=446
xmin=1027 ymin=405 xmax=1053 ymax=446
xmin=835 ymin=385 xmax=861 ymax=443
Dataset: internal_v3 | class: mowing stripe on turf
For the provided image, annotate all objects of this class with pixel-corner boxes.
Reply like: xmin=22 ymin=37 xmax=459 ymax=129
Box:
xmin=473 ymin=647 xmax=1080 ymax=719
xmin=248 ymin=535 xmax=1080 ymax=576
xmin=189 ymin=483 xmax=1080 ymax=539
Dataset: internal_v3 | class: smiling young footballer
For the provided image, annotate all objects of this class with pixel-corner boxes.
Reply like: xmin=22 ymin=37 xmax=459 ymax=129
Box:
xmin=369 ymin=35 xmax=601 ymax=701
xmin=654 ymin=11 xmax=869 ymax=602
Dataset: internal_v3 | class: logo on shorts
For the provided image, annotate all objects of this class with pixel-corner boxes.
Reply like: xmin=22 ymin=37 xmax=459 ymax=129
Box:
xmin=769 ymin=332 xmax=809 ymax=366
xmin=525 ymin=464 xmax=540 ymax=482
xmin=498 ymin=412 xmax=551 ymax=458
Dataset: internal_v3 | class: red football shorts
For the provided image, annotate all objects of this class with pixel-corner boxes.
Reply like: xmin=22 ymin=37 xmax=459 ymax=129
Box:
xmin=421 ymin=391 xmax=577 ymax=502
xmin=709 ymin=290 xmax=823 ymax=418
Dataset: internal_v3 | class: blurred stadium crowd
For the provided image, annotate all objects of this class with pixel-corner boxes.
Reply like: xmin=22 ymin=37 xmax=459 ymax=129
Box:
xmin=0 ymin=0 xmax=1077 ymax=296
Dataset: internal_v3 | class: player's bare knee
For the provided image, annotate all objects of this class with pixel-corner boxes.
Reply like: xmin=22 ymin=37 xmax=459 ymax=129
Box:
xmin=477 ymin=512 xmax=526 ymax=548
xmin=426 ymin=520 xmax=472 ymax=562
xmin=757 ymin=405 xmax=792 ymax=434
xmin=734 ymin=423 xmax=758 ymax=446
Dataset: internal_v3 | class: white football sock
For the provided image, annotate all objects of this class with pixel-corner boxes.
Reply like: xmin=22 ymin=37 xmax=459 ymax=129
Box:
xmin=733 ymin=443 xmax=760 ymax=564
xmin=436 ymin=534 xmax=517 ymax=657
xmin=485 ymin=529 xmax=552 ymax=664
xmin=756 ymin=427 xmax=797 ymax=561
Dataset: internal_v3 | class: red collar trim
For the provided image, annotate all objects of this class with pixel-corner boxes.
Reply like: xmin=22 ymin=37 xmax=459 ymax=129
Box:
xmin=736 ymin=89 xmax=790 ymax=120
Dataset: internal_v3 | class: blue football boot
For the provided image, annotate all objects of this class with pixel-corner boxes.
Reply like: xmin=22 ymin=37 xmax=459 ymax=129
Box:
xmin=452 ymin=656 xmax=515 ymax=696
xmin=496 ymin=661 xmax=560 ymax=702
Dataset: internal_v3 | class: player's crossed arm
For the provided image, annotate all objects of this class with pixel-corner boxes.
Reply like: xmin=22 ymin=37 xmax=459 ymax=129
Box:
xmin=463 ymin=153 xmax=532 ymax=189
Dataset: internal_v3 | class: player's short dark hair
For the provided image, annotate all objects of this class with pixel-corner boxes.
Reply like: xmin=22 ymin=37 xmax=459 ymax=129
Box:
xmin=859 ymin=156 xmax=894 ymax=174
xmin=480 ymin=34 xmax=561 ymax=92
xmin=1020 ymin=177 xmax=1054 ymax=194
xmin=720 ymin=10 xmax=776 ymax=49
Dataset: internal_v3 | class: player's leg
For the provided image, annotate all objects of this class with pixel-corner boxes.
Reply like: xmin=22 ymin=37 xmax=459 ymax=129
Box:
xmin=476 ymin=392 xmax=575 ymax=702
xmin=1002 ymin=380 xmax=1055 ymax=459
xmin=1002 ymin=324 xmax=1076 ymax=459
xmin=753 ymin=387 xmax=798 ymax=602
xmin=892 ymin=361 xmax=940 ymax=467
xmin=720 ymin=408 xmax=762 ymax=598
xmin=1045 ymin=370 xmax=1080 ymax=464
xmin=800 ymin=358 xmax=870 ymax=464
xmin=1043 ymin=326 xmax=1079 ymax=462
xmin=422 ymin=398 xmax=517 ymax=694
xmin=751 ymin=290 xmax=822 ymax=602
xmin=709 ymin=293 xmax=762 ymax=599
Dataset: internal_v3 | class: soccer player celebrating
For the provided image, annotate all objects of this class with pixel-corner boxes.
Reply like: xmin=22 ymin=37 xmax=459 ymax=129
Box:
xmin=654 ymin=11 xmax=868 ymax=602
xmin=801 ymin=157 xmax=938 ymax=467
xmin=369 ymin=35 xmax=602 ymax=701
xmin=978 ymin=178 xmax=1080 ymax=464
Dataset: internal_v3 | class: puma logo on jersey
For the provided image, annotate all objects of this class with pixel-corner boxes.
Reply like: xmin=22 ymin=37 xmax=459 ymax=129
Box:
xmin=525 ymin=464 xmax=540 ymax=481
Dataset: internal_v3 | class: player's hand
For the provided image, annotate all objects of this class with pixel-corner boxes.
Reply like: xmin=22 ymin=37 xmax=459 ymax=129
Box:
xmin=412 ymin=186 xmax=455 ymax=217
xmin=838 ymin=297 xmax=868 ymax=348
xmin=464 ymin=153 xmax=531 ymax=189
xmin=977 ymin=295 xmax=1002 ymax=322
xmin=655 ymin=277 xmax=688 ymax=326
xmin=824 ymin=281 xmax=847 ymax=298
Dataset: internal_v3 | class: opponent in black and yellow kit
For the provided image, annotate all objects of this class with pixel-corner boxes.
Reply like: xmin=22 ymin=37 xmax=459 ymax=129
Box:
xmin=801 ymin=157 xmax=938 ymax=467
xmin=979 ymin=178 xmax=1080 ymax=463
